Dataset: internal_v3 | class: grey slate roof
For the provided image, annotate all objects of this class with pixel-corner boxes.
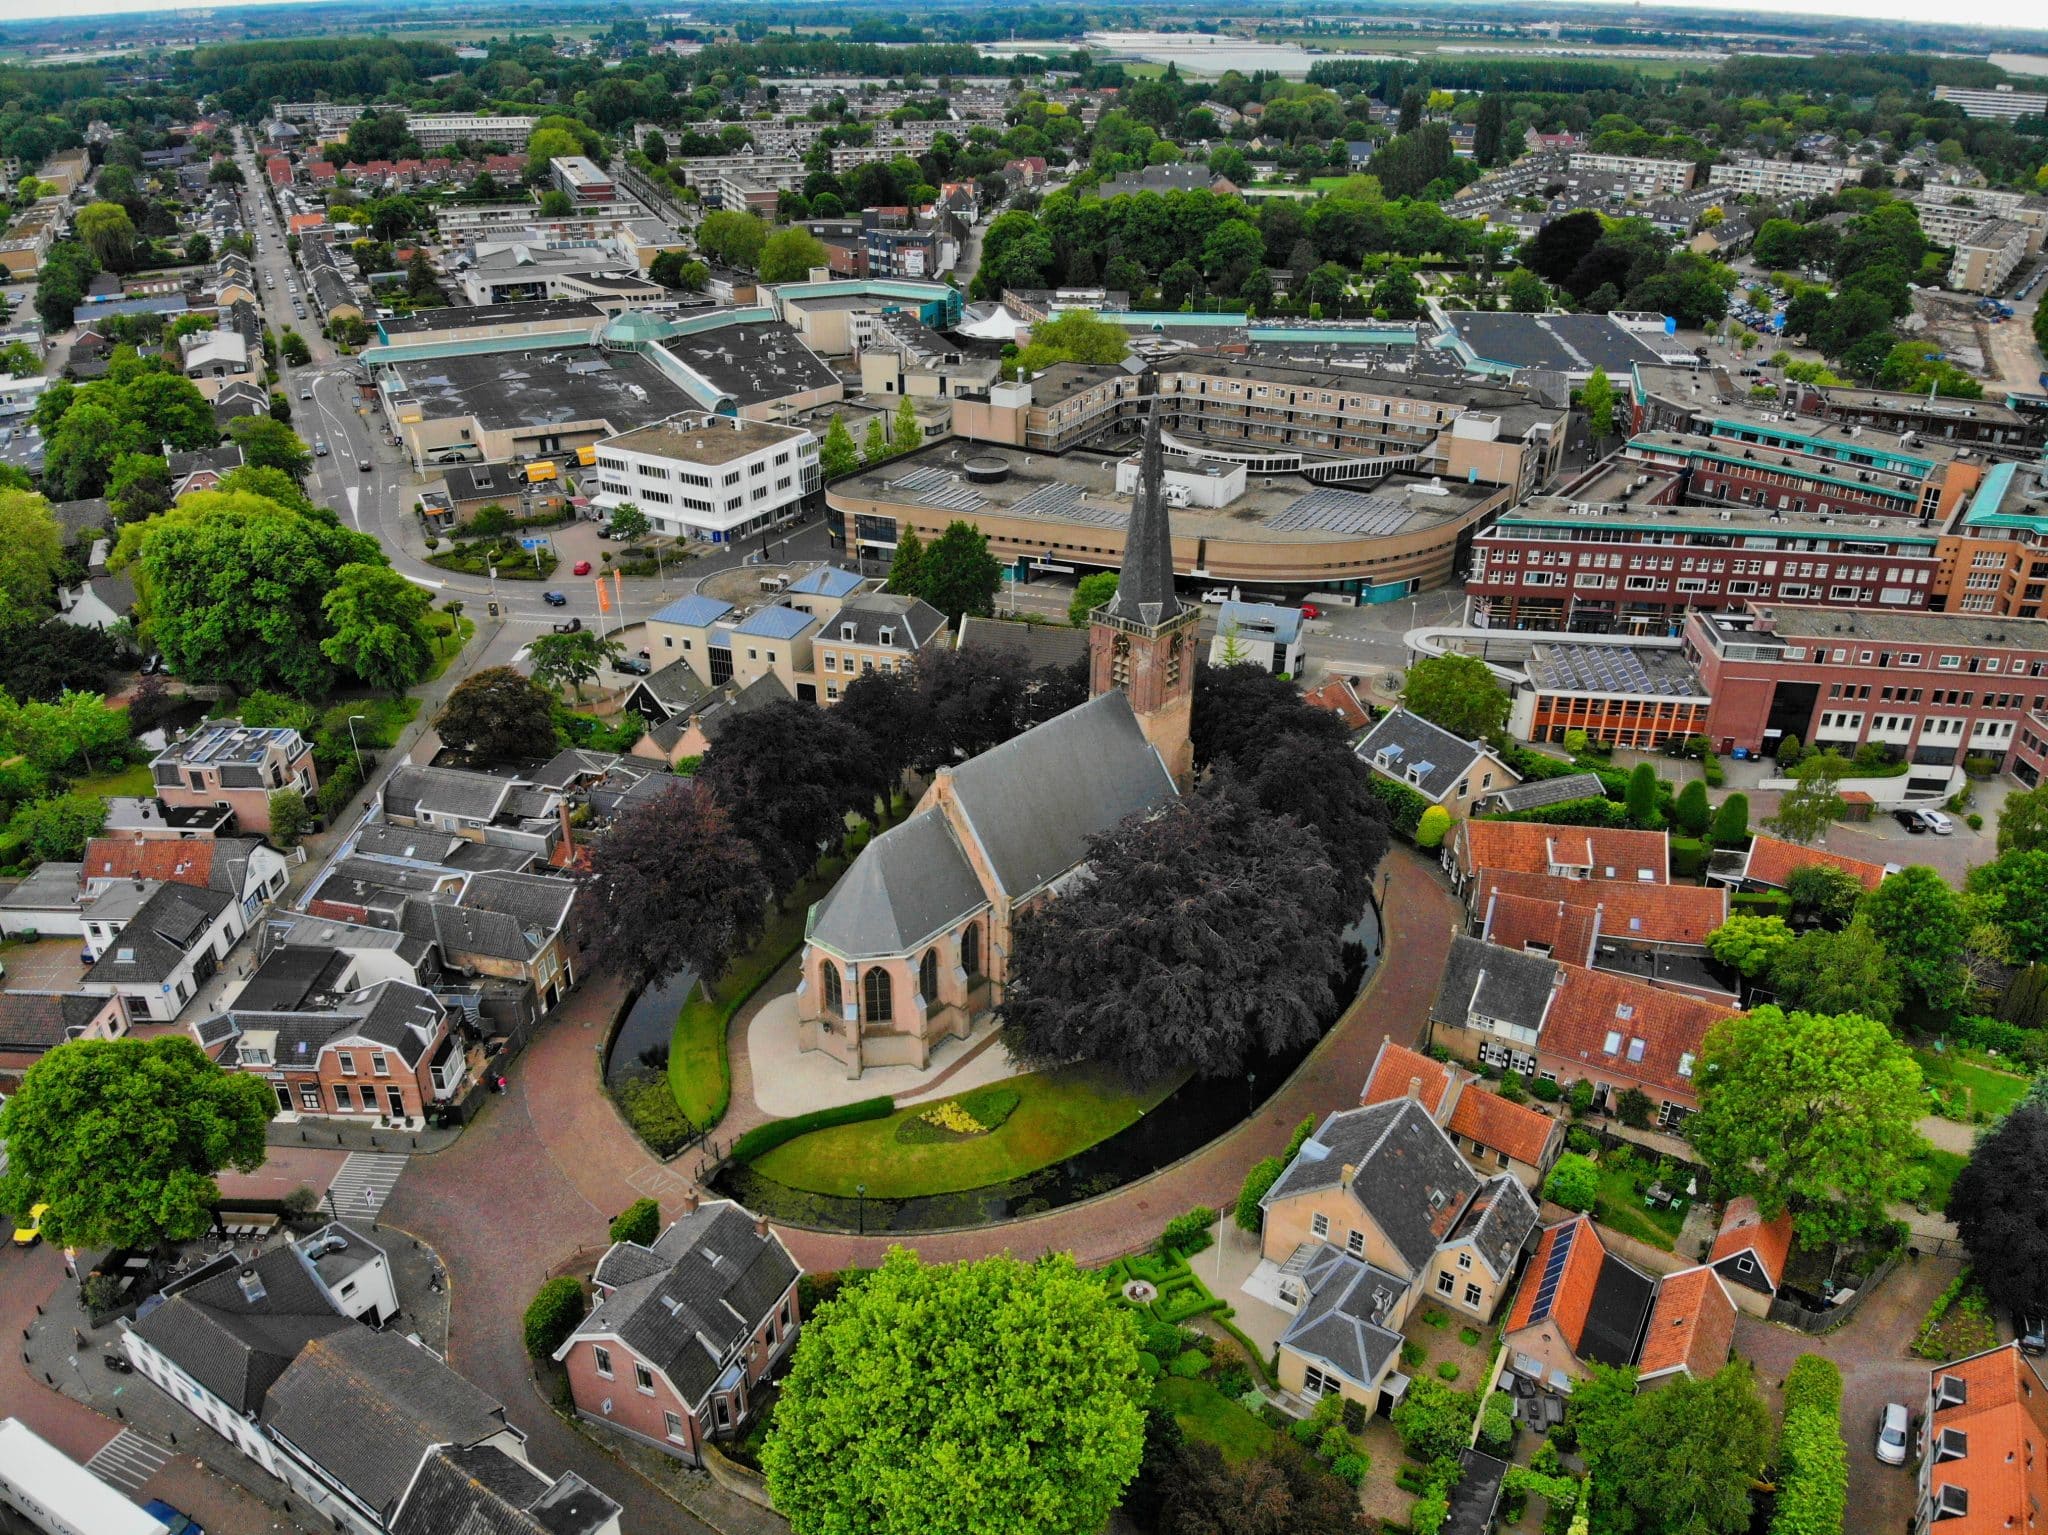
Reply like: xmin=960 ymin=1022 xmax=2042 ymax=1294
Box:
xmin=262 ymin=1327 xmax=509 ymax=1521
xmin=1280 ymin=1247 xmax=1408 ymax=1389
xmin=624 ymin=659 xmax=716 ymax=721
xmin=808 ymin=807 xmax=989 ymax=959
xmin=83 ymin=882 xmax=232 ymax=984
xmin=954 ymin=615 xmax=1089 ymax=670
xmin=391 ymin=1447 xmax=619 ymax=1535
xmin=1263 ymin=1099 xmax=1482 ymax=1278
xmin=133 ymin=1247 xmax=351 ymax=1415
xmin=1357 ymin=709 xmax=1491 ymax=804
xmin=0 ymin=991 xmax=113 ymax=1054
xmin=1449 ymin=1174 xmax=1539 ymax=1281
xmin=1480 ymin=772 xmax=1608 ymax=814
xmin=1429 ymin=934 xmax=1560 ymax=1038
xmin=944 ymin=689 xmax=1177 ymax=900
xmin=1094 ymin=405 xmax=1189 ymax=631
xmin=226 ymin=980 xmax=445 ymax=1071
xmin=566 ymin=1201 xmax=798 ymax=1408
xmin=821 ymin=593 xmax=947 ymax=651
xmin=382 ymin=765 xmax=517 ymax=824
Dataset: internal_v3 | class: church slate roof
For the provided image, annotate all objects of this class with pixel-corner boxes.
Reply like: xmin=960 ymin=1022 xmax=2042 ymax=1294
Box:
xmin=807 ymin=806 xmax=988 ymax=959
xmin=1094 ymin=403 xmax=1189 ymax=631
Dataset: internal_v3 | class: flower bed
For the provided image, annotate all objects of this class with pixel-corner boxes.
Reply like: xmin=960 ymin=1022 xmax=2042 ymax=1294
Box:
xmin=896 ymin=1086 xmax=1023 ymax=1144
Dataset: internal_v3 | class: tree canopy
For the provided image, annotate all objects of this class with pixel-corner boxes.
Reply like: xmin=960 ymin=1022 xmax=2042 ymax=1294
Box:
xmin=1689 ymin=1006 xmax=1927 ymax=1242
xmin=1400 ymin=652 xmax=1509 ymax=741
xmin=435 ymin=666 xmax=559 ymax=764
xmin=1861 ymin=864 xmax=1969 ymax=1013
xmin=1768 ymin=918 xmax=1903 ymax=1024
xmin=0 ymin=1036 xmax=274 ymax=1249
xmin=1948 ymin=1105 xmax=2048 ymax=1313
xmin=1568 ymin=1361 xmax=1773 ymax=1535
xmin=762 ymin=1249 xmax=1146 ymax=1535
xmin=0 ymin=489 xmax=66 ymax=629
xmin=700 ymin=697 xmax=886 ymax=898
xmin=1004 ymin=784 xmax=1353 ymax=1086
xmin=320 ymin=563 xmax=436 ymax=696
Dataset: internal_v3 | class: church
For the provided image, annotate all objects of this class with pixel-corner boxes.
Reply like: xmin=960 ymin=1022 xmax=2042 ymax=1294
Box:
xmin=796 ymin=401 xmax=1201 ymax=1077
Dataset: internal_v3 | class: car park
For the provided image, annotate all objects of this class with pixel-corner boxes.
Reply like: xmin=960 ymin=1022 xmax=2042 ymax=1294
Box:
xmin=1875 ymin=1402 xmax=1910 ymax=1465
xmin=542 ymin=590 xmax=568 ymax=606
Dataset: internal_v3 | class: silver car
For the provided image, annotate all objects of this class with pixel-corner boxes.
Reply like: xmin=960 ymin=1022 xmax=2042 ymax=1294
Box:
xmin=1876 ymin=1402 xmax=1910 ymax=1465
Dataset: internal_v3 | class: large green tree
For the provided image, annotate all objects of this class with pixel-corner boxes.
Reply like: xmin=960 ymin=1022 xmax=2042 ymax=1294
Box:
xmin=1769 ymin=917 xmax=1904 ymax=1024
xmin=762 ymin=1249 xmax=1145 ymax=1535
xmin=526 ymin=628 xmax=623 ymax=698
xmin=1998 ymin=783 xmax=2048 ymax=854
xmin=1764 ymin=752 xmax=1849 ymax=845
xmin=76 ymin=200 xmax=138 ymax=271
xmin=1569 ymin=1361 xmax=1773 ymax=1535
xmin=914 ymin=519 xmax=1004 ymax=624
xmin=1689 ymin=1006 xmax=1927 ymax=1242
xmin=320 ymin=563 xmax=435 ymax=695
xmin=758 ymin=225 xmax=830 ymax=283
xmin=226 ymin=415 xmax=314 ymax=482
xmin=0 ymin=489 xmax=66 ymax=629
xmin=1966 ymin=849 xmax=2048 ymax=966
xmin=1400 ymin=652 xmax=1509 ymax=741
xmin=1861 ymin=864 xmax=1969 ymax=1013
xmin=120 ymin=490 xmax=385 ymax=697
xmin=819 ymin=413 xmax=860 ymax=479
xmin=0 ymin=1037 xmax=274 ymax=1249
xmin=1704 ymin=914 xmax=1793 ymax=980
xmin=434 ymin=666 xmax=557 ymax=764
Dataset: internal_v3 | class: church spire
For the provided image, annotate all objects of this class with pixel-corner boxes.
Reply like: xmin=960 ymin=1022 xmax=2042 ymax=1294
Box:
xmin=1097 ymin=404 xmax=1187 ymax=633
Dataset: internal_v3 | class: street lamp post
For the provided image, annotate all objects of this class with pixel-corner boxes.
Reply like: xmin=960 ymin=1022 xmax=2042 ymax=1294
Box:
xmin=1247 ymin=1072 xmax=1257 ymax=1118
xmin=346 ymin=714 xmax=367 ymax=780
xmin=856 ymin=1183 xmax=867 ymax=1237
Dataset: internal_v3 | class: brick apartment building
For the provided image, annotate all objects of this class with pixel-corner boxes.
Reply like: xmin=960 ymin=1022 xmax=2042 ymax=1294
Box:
xmin=151 ymin=722 xmax=318 ymax=835
xmin=1684 ymin=603 xmax=2048 ymax=773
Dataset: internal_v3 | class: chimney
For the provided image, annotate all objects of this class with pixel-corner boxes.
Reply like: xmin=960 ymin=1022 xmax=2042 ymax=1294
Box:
xmin=557 ymin=795 xmax=574 ymax=859
xmin=1406 ymin=1076 xmax=1423 ymax=1102
xmin=1340 ymin=1163 xmax=1356 ymax=1190
xmin=680 ymin=1190 xmax=699 ymax=1215
xmin=236 ymin=1266 xmax=267 ymax=1304
xmin=755 ymin=1213 xmax=770 ymax=1238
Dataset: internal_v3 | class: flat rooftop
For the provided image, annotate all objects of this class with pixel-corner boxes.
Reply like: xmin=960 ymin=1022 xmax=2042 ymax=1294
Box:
xmin=1494 ymin=489 xmax=1944 ymax=544
xmin=1727 ymin=603 xmax=2048 ymax=648
xmin=657 ymin=322 xmax=837 ymax=407
xmin=1820 ymin=386 xmax=2033 ymax=427
xmin=1626 ymin=431 xmax=1934 ymax=500
xmin=838 ymin=442 xmax=1493 ymax=544
xmin=378 ymin=299 xmax=605 ymax=336
xmin=387 ymin=346 xmax=694 ymax=432
xmin=1525 ymin=642 xmax=1707 ymax=699
xmin=1440 ymin=312 xmax=1690 ymax=375
xmin=602 ymin=413 xmax=807 ymax=465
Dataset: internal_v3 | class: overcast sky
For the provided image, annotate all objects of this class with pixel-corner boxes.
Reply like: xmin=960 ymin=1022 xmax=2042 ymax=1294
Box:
xmin=15 ymin=0 xmax=2048 ymax=36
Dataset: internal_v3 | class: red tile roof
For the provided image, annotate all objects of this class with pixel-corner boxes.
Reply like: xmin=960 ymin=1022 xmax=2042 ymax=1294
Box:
xmin=1447 ymin=1087 xmax=1558 ymax=1170
xmin=1541 ymin=962 xmax=1735 ymax=1100
xmin=1506 ymin=1215 xmax=1606 ymax=1349
xmin=1457 ymin=821 xmax=1670 ymax=883
xmin=1707 ymin=1196 xmax=1794 ymax=1290
xmin=1921 ymin=1344 xmax=2048 ymax=1535
xmin=1637 ymin=1267 xmax=1737 ymax=1381
xmin=1303 ymin=677 xmax=1370 ymax=730
xmin=1741 ymin=833 xmax=1889 ymax=893
xmin=1474 ymin=869 xmax=1728 ymax=948
xmin=82 ymin=837 xmax=216 ymax=888
xmin=1360 ymin=1040 xmax=1451 ymax=1116
xmin=1477 ymin=888 xmax=1599 ymax=965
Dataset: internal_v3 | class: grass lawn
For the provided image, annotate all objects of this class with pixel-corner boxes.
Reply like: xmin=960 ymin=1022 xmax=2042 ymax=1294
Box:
xmin=423 ymin=616 xmax=477 ymax=682
xmin=1915 ymin=1147 xmax=1967 ymax=1211
xmin=70 ymin=761 xmax=155 ymax=799
xmin=1593 ymin=1158 xmax=1688 ymax=1251
xmin=668 ymin=819 xmax=885 ymax=1130
xmin=1915 ymin=1047 xmax=2028 ymax=1123
xmin=1153 ymin=1376 xmax=1275 ymax=1464
xmin=751 ymin=1064 xmax=1182 ymax=1199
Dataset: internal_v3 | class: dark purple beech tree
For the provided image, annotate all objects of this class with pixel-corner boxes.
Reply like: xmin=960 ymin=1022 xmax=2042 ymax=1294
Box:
xmin=1946 ymin=1100 xmax=2048 ymax=1318
xmin=839 ymin=646 xmax=1089 ymax=784
xmin=1236 ymin=730 xmax=1391 ymax=915
xmin=1002 ymin=785 xmax=1353 ymax=1086
xmin=1189 ymin=660 xmax=1350 ymax=772
xmin=700 ymin=698 xmax=888 ymax=900
xmin=579 ymin=781 xmax=769 ymax=990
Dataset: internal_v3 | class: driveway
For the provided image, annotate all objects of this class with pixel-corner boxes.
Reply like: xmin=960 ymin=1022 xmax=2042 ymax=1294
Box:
xmin=1738 ymin=1253 xmax=1962 ymax=1530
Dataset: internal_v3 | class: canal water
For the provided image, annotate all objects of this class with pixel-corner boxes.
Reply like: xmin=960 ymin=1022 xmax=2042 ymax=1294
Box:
xmin=711 ymin=900 xmax=1383 ymax=1233
xmin=605 ymin=969 xmax=697 ymax=1088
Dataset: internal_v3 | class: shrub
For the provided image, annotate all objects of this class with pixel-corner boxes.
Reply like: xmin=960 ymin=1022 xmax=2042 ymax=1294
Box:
xmin=1731 ymin=890 xmax=1793 ymax=918
xmin=1542 ymin=1152 xmax=1600 ymax=1212
xmin=1416 ymin=804 xmax=1453 ymax=848
xmin=1169 ymin=1349 xmax=1210 ymax=1379
xmin=612 ymin=1071 xmax=694 ymax=1156
xmin=1487 ymin=796 xmax=1628 ymax=828
xmin=1616 ymin=1087 xmax=1652 ymax=1129
xmin=1411 ymin=1491 xmax=1450 ymax=1535
xmin=1702 ymin=753 xmax=1725 ymax=788
xmin=1477 ymin=1390 xmax=1515 ymax=1453
xmin=1402 ymin=1340 xmax=1427 ymax=1369
xmin=1161 ymin=1206 xmax=1218 ymax=1256
xmin=608 ymin=1198 xmax=660 ymax=1246
xmin=1782 ymin=1354 xmax=1843 ymax=1418
xmin=1392 ymin=1375 xmax=1477 ymax=1463
xmin=1669 ymin=835 xmax=1706 ymax=878
xmin=1566 ymin=1124 xmax=1599 ymax=1154
xmin=1568 ymin=1080 xmax=1596 ymax=1117
xmin=1497 ymin=1071 xmax=1528 ymax=1104
xmin=1531 ymin=1076 xmax=1562 ymax=1102
xmin=1342 ymin=1397 xmax=1367 ymax=1433
xmin=1234 ymin=1155 xmax=1286 ymax=1233
xmin=1711 ymin=791 xmax=1750 ymax=847
xmin=523 ymin=1276 xmax=585 ymax=1360
xmin=731 ymin=1096 xmax=895 ymax=1162
xmin=1774 ymin=1362 xmax=1847 ymax=1535
xmin=1436 ymin=1361 xmax=1460 ymax=1381
xmin=1365 ymin=772 xmax=1429 ymax=835
xmin=1968 ymin=813 xmax=1984 ymax=831
xmin=1331 ymin=1452 xmax=1370 ymax=1487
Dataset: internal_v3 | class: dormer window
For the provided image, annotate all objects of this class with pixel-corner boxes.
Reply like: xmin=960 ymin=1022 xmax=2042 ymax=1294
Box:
xmin=841 ymin=623 xmax=856 ymax=640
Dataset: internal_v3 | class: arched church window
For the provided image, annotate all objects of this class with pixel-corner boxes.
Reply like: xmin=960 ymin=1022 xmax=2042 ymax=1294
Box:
xmin=823 ymin=962 xmax=842 ymax=1013
xmin=960 ymin=923 xmax=981 ymax=979
xmin=918 ymin=948 xmax=939 ymax=1003
xmin=862 ymin=966 xmax=893 ymax=1024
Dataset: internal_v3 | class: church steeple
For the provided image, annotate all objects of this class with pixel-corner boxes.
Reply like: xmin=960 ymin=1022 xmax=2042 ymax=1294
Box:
xmin=1089 ymin=401 xmax=1199 ymax=788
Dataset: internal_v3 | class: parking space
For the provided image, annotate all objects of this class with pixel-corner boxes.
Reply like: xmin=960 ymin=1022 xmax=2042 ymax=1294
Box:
xmin=0 ymin=935 xmax=91 ymax=992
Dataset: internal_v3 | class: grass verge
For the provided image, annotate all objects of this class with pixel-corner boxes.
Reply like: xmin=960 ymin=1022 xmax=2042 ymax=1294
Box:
xmin=750 ymin=1064 xmax=1181 ymax=1199
xmin=1914 ymin=1047 xmax=2028 ymax=1123
xmin=1153 ymin=1376 xmax=1275 ymax=1463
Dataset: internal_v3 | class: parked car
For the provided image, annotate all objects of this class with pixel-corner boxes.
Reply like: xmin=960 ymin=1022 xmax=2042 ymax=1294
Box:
xmin=142 ymin=1500 xmax=206 ymax=1535
xmin=358 ymin=457 xmax=372 ymax=472
xmin=1920 ymin=809 xmax=1955 ymax=835
xmin=1299 ymin=602 xmax=1322 ymax=620
xmin=1200 ymin=588 xmax=1231 ymax=603
xmin=572 ymin=560 xmax=593 ymax=576
xmin=313 ymin=438 xmax=328 ymax=457
xmin=541 ymin=590 xmax=568 ymax=606
xmin=1876 ymin=1402 xmax=1911 ymax=1465
xmin=2018 ymin=1311 xmax=2046 ymax=1356
xmin=1892 ymin=808 xmax=1927 ymax=833
xmin=615 ymin=656 xmax=650 ymax=675
xmin=11 ymin=1203 xmax=47 ymax=1247
xmin=552 ymin=616 xmax=583 ymax=634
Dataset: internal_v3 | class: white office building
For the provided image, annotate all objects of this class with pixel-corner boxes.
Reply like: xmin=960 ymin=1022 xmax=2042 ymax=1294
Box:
xmin=1567 ymin=153 xmax=1696 ymax=196
xmin=1934 ymin=84 xmax=2048 ymax=121
xmin=592 ymin=413 xmax=819 ymax=543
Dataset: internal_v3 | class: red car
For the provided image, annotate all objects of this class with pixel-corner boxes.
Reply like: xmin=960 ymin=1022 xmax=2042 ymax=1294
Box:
xmin=1299 ymin=602 xmax=1321 ymax=620
xmin=572 ymin=560 xmax=592 ymax=576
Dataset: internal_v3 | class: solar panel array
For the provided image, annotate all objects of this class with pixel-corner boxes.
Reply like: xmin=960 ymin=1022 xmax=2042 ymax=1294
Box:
xmin=1527 ymin=1221 xmax=1579 ymax=1324
xmin=1011 ymin=480 xmax=1128 ymax=527
xmin=888 ymin=465 xmax=987 ymax=514
xmin=1269 ymin=487 xmax=1426 ymax=536
xmin=1530 ymin=646 xmax=1696 ymax=699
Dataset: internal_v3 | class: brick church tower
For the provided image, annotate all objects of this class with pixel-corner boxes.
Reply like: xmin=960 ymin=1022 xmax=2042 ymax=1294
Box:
xmin=1089 ymin=403 xmax=1198 ymax=788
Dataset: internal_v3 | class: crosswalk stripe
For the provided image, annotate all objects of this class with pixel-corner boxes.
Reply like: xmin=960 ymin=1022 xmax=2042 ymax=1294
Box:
xmin=327 ymin=1152 xmax=409 ymax=1219
xmin=85 ymin=1429 xmax=169 ymax=1493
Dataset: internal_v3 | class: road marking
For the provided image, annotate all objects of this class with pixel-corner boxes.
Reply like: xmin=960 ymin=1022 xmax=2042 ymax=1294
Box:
xmin=84 ymin=1428 xmax=169 ymax=1493
xmin=344 ymin=486 xmax=360 ymax=527
xmin=327 ymin=1152 xmax=408 ymax=1218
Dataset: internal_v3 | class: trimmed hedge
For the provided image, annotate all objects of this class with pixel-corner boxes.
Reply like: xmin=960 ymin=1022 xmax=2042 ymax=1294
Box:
xmin=523 ymin=1276 xmax=585 ymax=1360
xmin=1365 ymin=771 xmax=1428 ymax=835
xmin=1774 ymin=1355 xmax=1847 ymax=1535
xmin=1731 ymin=890 xmax=1793 ymax=918
xmin=1477 ymin=1389 xmax=1515 ymax=1453
xmin=1943 ymin=1014 xmax=2041 ymax=1058
xmin=608 ymin=1197 xmax=660 ymax=1246
xmin=1484 ymin=796 xmax=1628 ymax=828
xmin=731 ymin=1096 xmax=896 ymax=1163
xmin=1669 ymin=835 xmax=1707 ymax=878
